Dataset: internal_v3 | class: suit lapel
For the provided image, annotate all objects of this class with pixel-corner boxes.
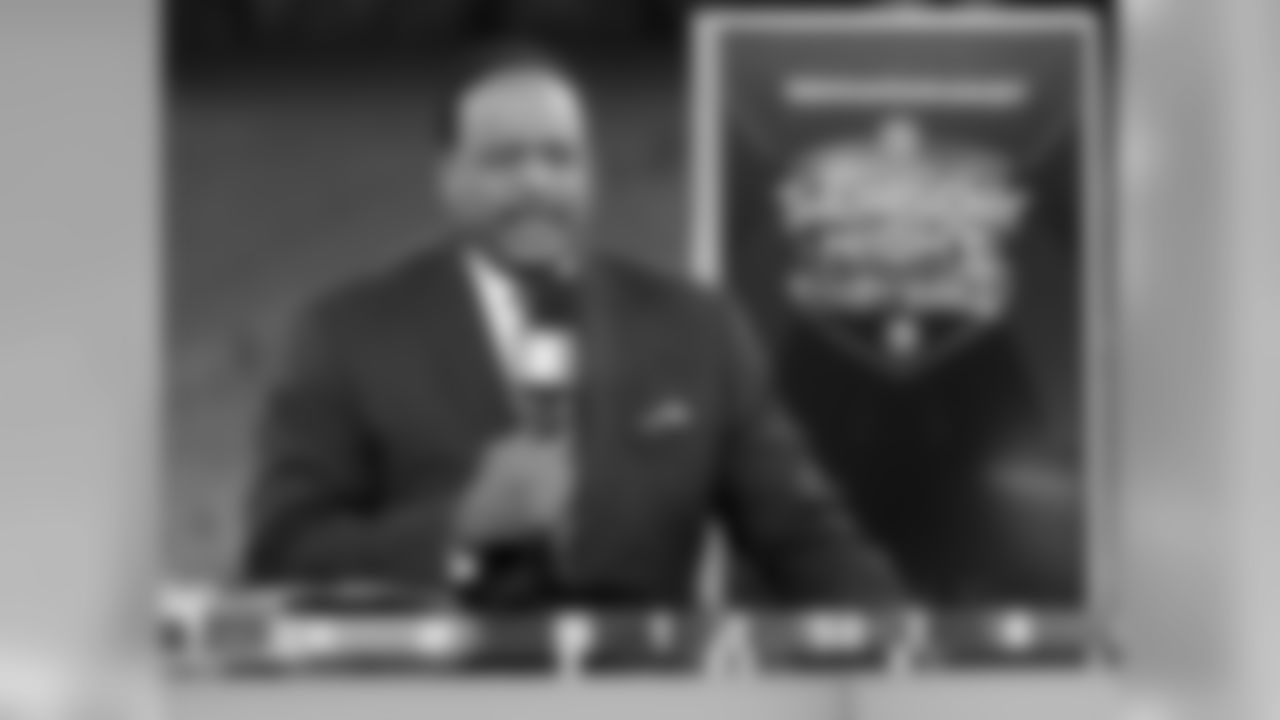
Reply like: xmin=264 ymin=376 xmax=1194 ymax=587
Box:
xmin=405 ymin=247 xmax=516 ymax=443
xmin=579 ymin=257 xmax=655 ymax=445
xmin=565 ymin=257 xmax=661 ymax=581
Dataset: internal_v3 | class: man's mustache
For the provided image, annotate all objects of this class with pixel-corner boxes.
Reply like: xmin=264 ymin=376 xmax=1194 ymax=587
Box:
xmin=495 ymin=201 xmax=581 ymax=227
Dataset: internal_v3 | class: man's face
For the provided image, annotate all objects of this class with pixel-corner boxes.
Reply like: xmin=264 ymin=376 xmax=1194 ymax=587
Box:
xmin=441 ymin=69 xmax=595 ymax=272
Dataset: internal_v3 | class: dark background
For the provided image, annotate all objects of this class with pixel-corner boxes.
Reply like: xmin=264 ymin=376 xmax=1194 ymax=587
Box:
xmin=167 ymin=0 xmax=1111 ymax=74
xmin=164 ymin=0 xmax=1110 ymax=582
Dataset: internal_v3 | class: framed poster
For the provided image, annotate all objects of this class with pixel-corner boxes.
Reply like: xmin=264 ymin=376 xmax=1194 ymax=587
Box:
xmin=691 ymin=7 xmax=1109 ymax=650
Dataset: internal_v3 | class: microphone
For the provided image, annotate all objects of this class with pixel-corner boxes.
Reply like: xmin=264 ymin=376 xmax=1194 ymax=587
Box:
xmin=511 ymin=266 xmax=582 ymax=438
xmin=461 ymin=328 xmax=577 ymax=611
xmin=518 ymin=328 xmax=577 ymax=437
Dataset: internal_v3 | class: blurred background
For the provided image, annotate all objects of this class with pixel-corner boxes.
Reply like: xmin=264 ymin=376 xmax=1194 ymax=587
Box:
xmin=164 ymin=0 xmax=1111 ymax=584
xmin=167 ymin=0 xmax=1110 ymax=71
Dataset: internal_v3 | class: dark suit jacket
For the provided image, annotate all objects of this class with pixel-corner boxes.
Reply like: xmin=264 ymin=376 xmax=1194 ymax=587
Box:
xmin=243 ymin=244 xmax=901 ymax=607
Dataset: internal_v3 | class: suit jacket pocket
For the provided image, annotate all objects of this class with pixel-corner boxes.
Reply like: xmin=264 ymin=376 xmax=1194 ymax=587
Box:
xmin=617 ymin=387 xmax=714 ymax=485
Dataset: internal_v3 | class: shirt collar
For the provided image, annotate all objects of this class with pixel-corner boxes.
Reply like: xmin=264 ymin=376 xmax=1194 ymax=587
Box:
xmin=463 ymin=249 xmax=526 ymax=375
xmin=464 ymin=249 xmax=518 ymax=308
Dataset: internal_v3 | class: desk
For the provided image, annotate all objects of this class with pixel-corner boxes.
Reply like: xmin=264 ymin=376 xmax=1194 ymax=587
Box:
xmin=170 ymin=674 xmax=1124 ymax=720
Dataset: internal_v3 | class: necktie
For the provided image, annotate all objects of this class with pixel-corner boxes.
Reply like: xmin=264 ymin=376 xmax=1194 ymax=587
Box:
xmin=510 ymin=266 xmax=580 ymax=329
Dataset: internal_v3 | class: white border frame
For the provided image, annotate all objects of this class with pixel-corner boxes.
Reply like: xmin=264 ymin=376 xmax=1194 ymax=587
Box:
xmin=689 ymin=7 xmax=1111 ymax=648
xmin=13 ymin=0 xmax=1280 ymax=716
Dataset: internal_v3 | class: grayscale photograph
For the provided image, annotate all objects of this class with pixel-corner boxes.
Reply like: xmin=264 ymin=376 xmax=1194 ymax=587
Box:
xmin=161 ymin=0 xmax=1112 ymax=678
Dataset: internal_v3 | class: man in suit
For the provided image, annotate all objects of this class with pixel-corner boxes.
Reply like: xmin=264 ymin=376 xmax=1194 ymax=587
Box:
xmin=243 ymin=44 xmax=901 ymax=610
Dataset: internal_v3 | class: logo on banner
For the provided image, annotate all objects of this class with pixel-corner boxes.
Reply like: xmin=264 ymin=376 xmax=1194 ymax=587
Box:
xmin=778 ymin=115 xmax=1026 ymax=373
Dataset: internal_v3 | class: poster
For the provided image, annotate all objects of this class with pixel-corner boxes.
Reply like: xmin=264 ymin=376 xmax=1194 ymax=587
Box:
xmin=693 ymin=9 xmax=1105 ymax=612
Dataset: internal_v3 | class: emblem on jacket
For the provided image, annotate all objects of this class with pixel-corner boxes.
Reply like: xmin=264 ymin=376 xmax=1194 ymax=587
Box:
xmin=777 ymin=115 xmax=1026 ymax=373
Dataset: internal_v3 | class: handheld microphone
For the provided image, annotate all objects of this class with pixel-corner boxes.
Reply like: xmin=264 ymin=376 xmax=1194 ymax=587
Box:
xmin=461 ymin=327 xmax=577 ymax=611
xmin=512 ymin=266 xmax=582 ymax=437
xmin=518 ymin=328 xmax=577 ymax=437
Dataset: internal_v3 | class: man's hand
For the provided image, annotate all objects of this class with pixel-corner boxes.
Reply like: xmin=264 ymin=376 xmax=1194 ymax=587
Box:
xmin=453 ymin=433 xmax=574 ymax=547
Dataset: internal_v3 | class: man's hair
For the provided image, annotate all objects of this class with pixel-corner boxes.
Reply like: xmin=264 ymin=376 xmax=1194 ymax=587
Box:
xmin=433 ymin=40 xmax=581 ymax=147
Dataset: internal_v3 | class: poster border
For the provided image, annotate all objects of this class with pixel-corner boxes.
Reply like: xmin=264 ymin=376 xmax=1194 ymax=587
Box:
xmin=688 ymin=6 xmax=1113 ymax=659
